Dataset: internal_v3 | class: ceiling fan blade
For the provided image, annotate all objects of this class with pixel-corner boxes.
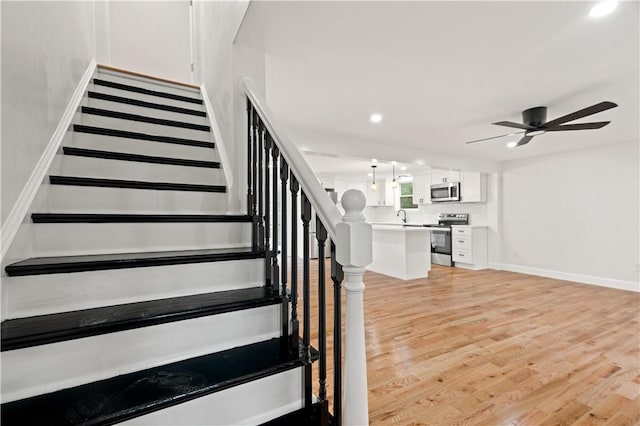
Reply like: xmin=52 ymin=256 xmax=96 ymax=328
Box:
xmin=543 ymin=101 xmax=617 ymax=128
xmin=465 ymin=131 xmax=525 ymax=144
xmin=492 ymin=121 xmax=535 ymax=130
xmin=545 ymin=121 xmax=611 ymax=131
xmin=516 ymin=135 xmax=533 ymax=147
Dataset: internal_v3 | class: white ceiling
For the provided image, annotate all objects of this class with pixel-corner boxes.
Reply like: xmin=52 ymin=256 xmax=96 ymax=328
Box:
xmin=236 ymin=1 xmax=639 ymax=171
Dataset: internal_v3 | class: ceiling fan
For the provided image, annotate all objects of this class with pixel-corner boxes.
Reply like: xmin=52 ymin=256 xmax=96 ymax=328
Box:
xmin=465 ymin=101 xmax=618 ymax=147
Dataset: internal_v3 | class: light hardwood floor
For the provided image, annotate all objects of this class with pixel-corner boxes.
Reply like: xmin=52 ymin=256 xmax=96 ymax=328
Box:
xmin=300 ymin=261 xmax=639 ymax=425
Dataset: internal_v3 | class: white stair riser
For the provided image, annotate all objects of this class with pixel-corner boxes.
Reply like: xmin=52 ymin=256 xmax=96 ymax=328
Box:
xmin=88 ymin=82 xmax=205 ymax=111
xmin=68 ymin=131 xmax=218 ymax=162
xmin=84 ymin=97 xmax=209 ymax=126
xmin=55 ymin=155 xmax=225 ymax=186
xmin=122 ymin=368 xmax=304 ymax=425
xmin=1 ymin=305 xmax=281 ymax=402
xmin=29 ymin=222 xmax=250 ymax=257
xmin=95 ymin=71 xmax=202 ymax=99
xmin=79 ymin=113 xmax=212 ymax=142
xmin=5 ymin=258 xmax=265 ymax=318
xmin=45 ymin=184 xmax=229 ymax=214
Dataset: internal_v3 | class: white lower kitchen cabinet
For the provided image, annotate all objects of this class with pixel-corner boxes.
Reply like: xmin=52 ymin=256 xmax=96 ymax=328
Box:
xmin=451 ymin=226 xmax=488 ymax=270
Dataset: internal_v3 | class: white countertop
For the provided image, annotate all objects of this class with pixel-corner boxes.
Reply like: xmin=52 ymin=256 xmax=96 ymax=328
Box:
xmin=372 ymin=225 xmax=431 ymax=232
xmin=451 ymin=225 xmax=489 ymax=228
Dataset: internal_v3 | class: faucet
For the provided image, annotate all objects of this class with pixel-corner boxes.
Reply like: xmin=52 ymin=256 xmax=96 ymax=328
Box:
xmin=397 ymin=209 xmax=407 ymax=223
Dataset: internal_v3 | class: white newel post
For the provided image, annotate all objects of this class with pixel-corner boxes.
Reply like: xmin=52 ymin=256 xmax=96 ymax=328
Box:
xmin=336 ymin=189 xmax=372 ymax=426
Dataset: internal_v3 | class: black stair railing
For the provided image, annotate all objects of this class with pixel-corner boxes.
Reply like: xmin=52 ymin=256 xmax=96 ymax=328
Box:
xmin=246 ymin=100 xmax=345 ymax=426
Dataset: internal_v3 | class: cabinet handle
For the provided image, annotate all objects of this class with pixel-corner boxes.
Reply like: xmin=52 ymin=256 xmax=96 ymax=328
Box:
xmin=458 ymin=240 xmax=465 ymax=243
xmin=459 ymin=253 xmax=465 ymax=257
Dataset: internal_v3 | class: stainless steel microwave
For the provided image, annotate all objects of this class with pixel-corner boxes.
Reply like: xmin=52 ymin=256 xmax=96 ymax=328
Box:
xmin=430 ymin=182 xmax=460 ymax=202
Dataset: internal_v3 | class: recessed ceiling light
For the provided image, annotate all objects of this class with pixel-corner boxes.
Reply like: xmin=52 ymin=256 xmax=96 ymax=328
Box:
xmin=400 ymin=166 xmax=407 ymax=171
xmin=370 ymin=113 xmax=383 ymax=123
xmin=367 ymin=173 xmax=373 ymax=177
xmin=507 ymin=141 xmax=518 ymax=148
xmin=589 ymin=1 xmax=618 ymax=18
xmin=371 ymin=158 xmax=378 ymax=164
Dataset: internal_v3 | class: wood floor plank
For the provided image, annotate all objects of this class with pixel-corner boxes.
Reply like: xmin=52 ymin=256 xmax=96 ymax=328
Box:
xmin=297 ymin=261 xmax=639 ymax=425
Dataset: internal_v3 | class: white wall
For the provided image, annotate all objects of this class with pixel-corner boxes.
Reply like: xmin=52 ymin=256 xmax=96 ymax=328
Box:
xmin=192 ymin=0 xmax=260 ymax=213
xmin=108 ymin=1 xmax=192 ymax=82
xmin=501 ymin=141 xmax=639 ymax=290
xmin=1 ymin=1 xmax=97 ymax=225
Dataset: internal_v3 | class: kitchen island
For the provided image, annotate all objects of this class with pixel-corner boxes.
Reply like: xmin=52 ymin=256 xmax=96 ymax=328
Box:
xmin=368 ymin=224 xmax=431 ymax=280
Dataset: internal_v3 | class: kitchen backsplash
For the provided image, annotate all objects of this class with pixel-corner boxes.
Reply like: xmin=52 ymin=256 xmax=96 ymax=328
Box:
xmin=364 ymin=202 xmax=489 ymax=225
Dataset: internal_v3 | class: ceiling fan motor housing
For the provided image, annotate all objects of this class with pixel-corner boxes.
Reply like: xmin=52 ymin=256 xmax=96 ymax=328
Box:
xmin=522 ymin=106 xmax=547 ymax=127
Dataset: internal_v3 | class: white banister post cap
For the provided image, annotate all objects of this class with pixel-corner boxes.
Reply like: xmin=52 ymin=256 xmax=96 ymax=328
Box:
xmin=341 ymin=189 xmax=366 ymax=223
xmin=337 ymin=189 xmax=372 ymax=267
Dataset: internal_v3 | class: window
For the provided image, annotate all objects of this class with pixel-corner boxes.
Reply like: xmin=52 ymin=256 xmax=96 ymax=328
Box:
xmin=399 ymin=181 xmax=418 ymax=209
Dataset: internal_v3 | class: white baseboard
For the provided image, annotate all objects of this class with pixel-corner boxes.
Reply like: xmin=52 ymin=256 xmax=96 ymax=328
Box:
xmin=498 ymin=263 xmax=639 ymax=293
xmin=200 ymin=84 xmax=235 ymax=213
xmin=1 ymin=59 xmax=97 ymax=262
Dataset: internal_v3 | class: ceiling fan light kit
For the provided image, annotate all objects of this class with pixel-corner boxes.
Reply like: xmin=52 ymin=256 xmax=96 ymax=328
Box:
xmin=466 ymin=101 xmax=618 ymax=147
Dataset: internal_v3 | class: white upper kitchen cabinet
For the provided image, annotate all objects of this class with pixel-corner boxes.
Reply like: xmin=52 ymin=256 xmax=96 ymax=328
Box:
xmin=430 ymin=169 xmax=461 ymax=184
xmin=335 ymin=179 xmax=368 ymax=205
xmin=412 ymin=174 xmax=431 ymax=204
xmin=460 ymin=172 xmax=487 ymax=203
xmin=318 ymin=177 xmax=335 ymax=190
xmin=366 ymin=179 xmax=395 ymax=206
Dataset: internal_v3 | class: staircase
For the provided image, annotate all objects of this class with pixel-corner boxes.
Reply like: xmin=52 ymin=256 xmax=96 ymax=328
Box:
xmin=1 ymin=66 xmax=370 ymax=425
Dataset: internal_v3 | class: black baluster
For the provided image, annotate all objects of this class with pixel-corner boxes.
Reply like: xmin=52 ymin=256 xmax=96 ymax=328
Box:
xmin=264 ymin=132 xmax=272 ymax=287
xmin=280 ymin=156 xmax=289 ymax=346
xmin=252 ymin=109 xmax=260 ymax=250
xmin=257 ymin=119 xmax=265 ymax=251
xmin=271 ymin=144 xmax=280 ymax=289
xmin=316 ymin=219 xmax=328 ymax=404
xmin=331 ymin=241 xmax=344 ymax=426
xmin=290 ymin=174 xmax=300 ymax=352
xmin=246 ymin=100 xmax=253 ymax=217
xmin=301 ymin=191 xmax=312 ymax=408
xmin=247 ymin=101 xmax=258 ymax=250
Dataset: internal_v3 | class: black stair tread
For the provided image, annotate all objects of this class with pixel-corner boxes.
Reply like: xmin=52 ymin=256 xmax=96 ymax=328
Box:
xmin=31 ymin=213 xmax=251 ymax=223
xmin=82 ymin=107 xmax=211 ymax=132
xmin=2 ymin=286 xmax=281 ymax=351
xmin=88 ymin=91 xmax=207 ymax=117
xmin=62 ymin=146 xmax=221 ymax=169
xmin=260 ymin=401 xmax=332 ymax=426
xmin=93 ymin=78 xmax=203 ymax=105
xmin=73 ymin=125 xmax=215 ymax=149
xmin=49 ymin=175 xmax=227 ymax=193
xmin=5 ymin=247 xmax=264 ymax=276
xmin=1 ymin=338 xmax=318 ymax=425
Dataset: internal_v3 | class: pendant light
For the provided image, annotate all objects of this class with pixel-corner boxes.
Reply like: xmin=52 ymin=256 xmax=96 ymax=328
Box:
xmin=370 ymin=164 xmax=377 ymax=192
xmin=391 ymin=161 xmax=398 ymax=189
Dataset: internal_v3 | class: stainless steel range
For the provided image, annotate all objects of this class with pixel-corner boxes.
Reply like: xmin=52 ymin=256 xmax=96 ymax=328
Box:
xmin=427 ymin=213 xmax=469 ymax=266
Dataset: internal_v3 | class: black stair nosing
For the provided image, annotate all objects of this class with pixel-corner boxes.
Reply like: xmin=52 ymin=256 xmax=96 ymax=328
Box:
xmin=93 ymin=78 xmax=203 ymax=105
xmin=1 ymin=338 xmax=318 ymax=426
xmin=49 ymin=175 xmax=227 ymax=193
xmin=81 ymin=107 xmax=211 ymax=132
xmin=1 ymin=287 xmax=282 ymax=352
xmin=88 ymin=91 xmax=207 ymax=117
xmin=62 ymin=146 xmax=221 ymax=169
xmin=5 ymin=248 xmax=265 ymax=277
xmin=31 ymin=213 xmax=251 ymax=224
xmin=73 ymin=125 xmax=215 ymax=149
